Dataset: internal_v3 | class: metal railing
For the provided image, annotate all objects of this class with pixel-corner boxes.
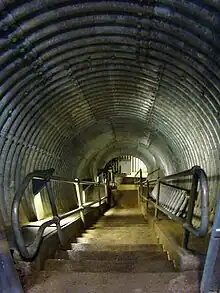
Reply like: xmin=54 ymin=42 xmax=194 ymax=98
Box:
xmin=143 ymin=168 xmax=160 ymax=183
xmin=134 ymin=168 xmax=143 ymax=184
xmin=134 ymin=169 xmax=144 ymax=204
xmin=134 ymin=168 xmax=160 ymax=201
xmin=140 ymin=166 xmax=209 ymax=249
xmin=11 ymin=169 xmax=108 ymax=260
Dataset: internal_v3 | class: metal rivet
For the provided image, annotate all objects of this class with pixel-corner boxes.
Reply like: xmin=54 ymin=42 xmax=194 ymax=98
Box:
xmin=11 ymin=37 xmax=17 ymax=43
xmin=20 ymin=47 xmax=25 ymax=53
xmin=2 ymin=25 xmax=8 ymax=31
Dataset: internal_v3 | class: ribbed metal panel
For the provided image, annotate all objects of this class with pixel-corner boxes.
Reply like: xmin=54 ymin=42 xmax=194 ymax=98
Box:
xmin=0 ymin=0 xmax=220 ymax=228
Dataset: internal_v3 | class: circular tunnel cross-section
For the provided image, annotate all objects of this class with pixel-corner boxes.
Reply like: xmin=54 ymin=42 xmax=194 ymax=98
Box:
xmin=0 ymin=1 xmax=220 ymax=228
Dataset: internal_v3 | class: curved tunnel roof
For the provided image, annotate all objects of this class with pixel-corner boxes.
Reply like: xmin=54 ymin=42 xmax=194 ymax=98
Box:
xmin=0 ymin=0 xmax=220 ymax=227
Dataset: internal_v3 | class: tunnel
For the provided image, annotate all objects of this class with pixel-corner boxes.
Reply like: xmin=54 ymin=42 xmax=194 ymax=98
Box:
xmin=1 ymin=0 xmax=220 ymax=229
xmin=0 ymin=1 xmax=220 ymax=291
xmin=0 ymin=0 xmax=220 ymax=272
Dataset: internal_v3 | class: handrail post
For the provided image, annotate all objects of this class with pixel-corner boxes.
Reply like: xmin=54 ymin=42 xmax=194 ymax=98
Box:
xmin=46 ymin=181 xmax=65 ymax=247
xmin=98 ymin=179 xmax=102 ymax=216
xmin=104 ymin=183 xmax=108 ymax=205
xmin=155 ymin=181 xmax=160 ymax=219
xmin=146 ymin=180 xmax=149 ymax=210
xmin=140 ymin=168 xmax=143 ymax=195
xmin=137 ymin=169 xmax=143 ymax=207
xmin=183 ymin=170 xmax=199 ymax=249
xmin=75 ymin=182 xmax=85 ymax=226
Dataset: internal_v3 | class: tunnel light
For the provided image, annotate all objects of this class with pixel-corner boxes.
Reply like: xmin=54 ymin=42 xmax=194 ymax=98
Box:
xmin=34 ymin=192 xmax=45 ymax=220
xmin=32 ymin=179 xmax=47 ymax=220
xmin=82 ymin=190 xmax=86 ymax=204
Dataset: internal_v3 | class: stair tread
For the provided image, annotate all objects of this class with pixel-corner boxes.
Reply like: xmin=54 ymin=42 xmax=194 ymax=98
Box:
xmin=94 ymin=224 xmax=149 ymax=227
xmin=57 ymin=250 xmax=167 ymax=261
xmin=71 ymin=243 xmax=162 ymax=252
xmin=86 ymin=229 xmax=153 ymax=233
xmin=91 ymin=224 xmax=150 ymax=227
xmin=45 ymin=258 xmax=174 ymax=273
xmin=77 ymin=238 xmax=158 ymax=245
xmin=26 ymin=271 xmax=201 ymax=293
xmin=82 ymin=233 xmax=156 ymax=239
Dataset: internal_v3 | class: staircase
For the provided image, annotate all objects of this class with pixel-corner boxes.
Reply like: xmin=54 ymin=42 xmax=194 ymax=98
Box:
xmin=25 ymin=208 xmax=201 ymax=293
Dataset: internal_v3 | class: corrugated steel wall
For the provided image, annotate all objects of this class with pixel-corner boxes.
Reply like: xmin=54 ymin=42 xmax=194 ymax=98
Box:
xmin=0 ymin=0 xmax=220 ymax=228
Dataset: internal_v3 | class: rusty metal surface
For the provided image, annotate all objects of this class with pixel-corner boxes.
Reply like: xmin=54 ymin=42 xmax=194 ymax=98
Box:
xmin=0 ymin=0 xmax=220 ymax=228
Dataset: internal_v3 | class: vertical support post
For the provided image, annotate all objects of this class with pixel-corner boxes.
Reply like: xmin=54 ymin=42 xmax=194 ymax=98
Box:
xmin=98 ymin=178 xmax=102 ymax=216
xmin=140 ymin=169 xmax=143 ymax=195
xmin=155 ymin=181 xmax=160 ymax=219
xmin=46 ymin=181 xmax=65 ymax=246
xmin=138 ymin=169 xmax=143 ymax=207
xmin=75 ymin=182 xmax=85 ymax=225
xmin=104 ymin=184 xmax=108 ymax=205
xmin=146 ymin=181 xmax=149 ymax=210
xmin=82 ymin=190 xmax=86 ymax=205
xmin=183 ymin=172 xmax=199 ymax=249
xmin=107 ymin=182 xmax=112 ymax=208
xmin=0 ymin=231 xmax=24 ymax=293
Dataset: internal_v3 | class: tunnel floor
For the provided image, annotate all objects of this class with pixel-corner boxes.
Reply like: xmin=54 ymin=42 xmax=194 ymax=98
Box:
xmin=25 ymin=208 xmax=201 ymax=293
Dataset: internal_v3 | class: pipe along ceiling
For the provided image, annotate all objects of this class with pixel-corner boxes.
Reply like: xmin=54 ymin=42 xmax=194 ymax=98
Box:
xmin=0 ymin=0 xmax=220 ymax=228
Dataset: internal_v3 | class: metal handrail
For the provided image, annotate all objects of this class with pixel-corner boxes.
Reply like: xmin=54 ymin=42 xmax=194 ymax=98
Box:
xmin=159 ymin=166 xmax=209 ymax=236
xmin=135 ymin=168 xmax=160 ymax=184
xmin=143 ymin=178 xmax=157 ymax=185
xmin=11 ymin=169 xmax=107 ymax=260
xmin=134 ymin=168 xmax=142 ymax=184
xmin=134 ymin=168 xmax=142 ymax=178
xmin=141 ymin=166 xmax=209 ymax=249
xmin=144 ymin=168 xmax=160 ymax=181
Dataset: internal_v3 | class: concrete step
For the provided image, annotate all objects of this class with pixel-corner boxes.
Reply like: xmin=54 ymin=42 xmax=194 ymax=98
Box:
xmin=95 ymin=218 xmax=147 ymax=224
xmin=81 ymin=231 xmax=155 ymax=239
xmin=45 ymin=258 xmax=174 ymax=273
xmin=98 ymin=217 xmax=147 ymax=222
xmin=79 ymin=235 xmax=157 ymax=245
xmin=84 ymin=226 xmax=152 ymax=231
xmin=26 ymin=271 xmax=201 ymax=293
xmin=87 ymin=227 xmax=153 ymax=234
xmin=57 ymin=249 xmax=168 ymax=261
xmin=94 ymin=223 xmax=148 ymax=227
xmin=71 ymin=243 xmax=163 ymax=252
xmin=98 ymin=216 xmax=147 ymax=223
xmin=76 ymin=236 xmax=158 ymax=245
